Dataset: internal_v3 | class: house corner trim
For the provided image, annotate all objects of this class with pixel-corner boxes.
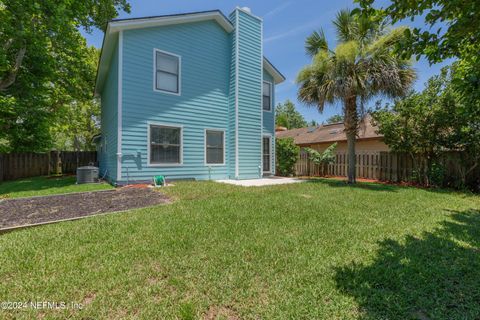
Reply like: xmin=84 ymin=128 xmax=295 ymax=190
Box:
xmin=117 ymin=30 xmax=123 ymax=181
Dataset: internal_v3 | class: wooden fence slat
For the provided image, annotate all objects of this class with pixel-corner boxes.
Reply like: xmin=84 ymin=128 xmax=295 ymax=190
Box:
xmin=0 ymin=151 xmax=97 ymax=182
xmin=294 ymin=150 xmax=478 ymax=187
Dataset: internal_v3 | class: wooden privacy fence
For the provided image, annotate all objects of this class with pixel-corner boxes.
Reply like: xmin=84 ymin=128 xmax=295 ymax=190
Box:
xmin=0 ymin=151 xmax=97 ymax=182
xmin=295 ymin=150 xmax=478 ymax=184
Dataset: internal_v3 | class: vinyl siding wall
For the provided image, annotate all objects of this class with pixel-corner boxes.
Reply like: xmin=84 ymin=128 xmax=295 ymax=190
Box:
xmin=228 ymin=11 xmax=237 ymax=178
xmin=233 ymin=10 xmax=263 ymax=179
xmin=99 ymin=11 xmax=279 ymax=182
xmin=120 ymin=20 xmax=231 ymax=182
xmin=99 ymin=41 xmax=118 ymax=183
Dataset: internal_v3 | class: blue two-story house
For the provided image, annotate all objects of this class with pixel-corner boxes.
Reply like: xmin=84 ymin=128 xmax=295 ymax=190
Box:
xmin=94 ymin=7 xmax=285 ymax=185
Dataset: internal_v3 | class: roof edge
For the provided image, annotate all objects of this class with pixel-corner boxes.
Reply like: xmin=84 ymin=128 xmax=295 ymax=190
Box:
xmin=263 ymin=57 xmax=286 ymax=84
xmin=108 ymin=10 xmax=234 ymax=34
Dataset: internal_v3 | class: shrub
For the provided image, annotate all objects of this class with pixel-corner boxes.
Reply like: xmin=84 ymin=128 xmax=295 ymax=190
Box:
xmin=276 ymin=137 xmax=300 ymax=176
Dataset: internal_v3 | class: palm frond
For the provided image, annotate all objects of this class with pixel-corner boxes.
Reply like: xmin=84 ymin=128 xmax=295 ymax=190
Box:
xmin=333 ymin=9 xmax=355 ymax=42
xmin=305 ymin=29 xmax=329 ymax=57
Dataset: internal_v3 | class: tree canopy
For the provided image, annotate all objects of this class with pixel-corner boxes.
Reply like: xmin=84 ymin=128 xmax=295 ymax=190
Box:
xmin=373 ymin=65 xmax=480 ymax=189
xmin=354 ymin=0 xmax=480 ymax=63
xmin=0 ymin=0 xmax=130 ymax=152
xmin=325 ymin=114 xmax=344 ymax=124
xmin=275 ymin=100 xmax=308 ymax=129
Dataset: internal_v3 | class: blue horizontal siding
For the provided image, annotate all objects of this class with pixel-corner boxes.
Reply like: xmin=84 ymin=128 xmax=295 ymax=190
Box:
xmin=99 ymin=41 xmax=118 ymax=183
xmin=120 ymin=20 xmax=231 ymax=181
xmin=97 ymin=10 xmax=283 ymax=182
xmin=236 ymin=10 xmax=262 ymax=179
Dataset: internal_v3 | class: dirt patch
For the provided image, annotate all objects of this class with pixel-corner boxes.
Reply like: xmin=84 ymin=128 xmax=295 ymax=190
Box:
xmin=82 ymin=292 xmax=97 ymax=306
xmin=0 ymin=188 xmax=170 ymax=229
xmin=203 ymin=306 xmax=239 ymax=320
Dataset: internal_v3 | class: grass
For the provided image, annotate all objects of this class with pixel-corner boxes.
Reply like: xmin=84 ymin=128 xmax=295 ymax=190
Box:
xmin=0 ymin=179 xmax=479 ymax=319
xmin=0 ymin=176 xmax=113 ymax=199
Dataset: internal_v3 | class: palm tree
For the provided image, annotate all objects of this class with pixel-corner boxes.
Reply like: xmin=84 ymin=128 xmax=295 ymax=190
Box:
xmin=297 ymin=10 xmax=416 ymax=183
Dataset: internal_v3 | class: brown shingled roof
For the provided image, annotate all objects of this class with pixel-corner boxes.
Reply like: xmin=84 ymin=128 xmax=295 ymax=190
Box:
xmin=276 ymin=115 xmax=382 ymax=146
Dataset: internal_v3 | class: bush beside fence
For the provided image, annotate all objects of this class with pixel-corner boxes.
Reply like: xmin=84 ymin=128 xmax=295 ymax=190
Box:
xmin=0 ymin=151 xmax=97 ymax=182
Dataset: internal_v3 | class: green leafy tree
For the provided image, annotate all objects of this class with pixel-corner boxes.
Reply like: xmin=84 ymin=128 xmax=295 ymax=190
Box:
xmin=276 ymin=137 xmax=300 ymax=176
xmin=326 ymin=114 xmax=344 ymax=124
xmin=354 ymin=0 xmax=480 ymax=63
xmin=275 ymin=100 xmax=308 ymax=129
xmin=297 ymin=9 xmax=415 ymax=183
xmin=0 ymin=0 xmax=130 ymax=152
xmin=51 ymin=47 xmax=101 ymax=151
xmin=372 ymin=66 xmax=470 ymax=186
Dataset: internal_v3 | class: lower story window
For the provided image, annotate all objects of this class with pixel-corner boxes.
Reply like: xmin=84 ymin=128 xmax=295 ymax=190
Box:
xmin=149 ymin=125 xmax=182 ymax=165
xmin=263 ymin=136 xmax=271 ymax=172
xmin=205 ymin=130 xmax=224 ymax=165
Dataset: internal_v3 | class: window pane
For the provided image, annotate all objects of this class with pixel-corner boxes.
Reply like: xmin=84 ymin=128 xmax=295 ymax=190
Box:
xmin=150 ymin=126 xmax=181 ymax=164
xmin=156 ymin=52 xmax=178 ymax=74
xmin=157 ymin=71 xmax=178 ymax=93
xmin=151 ymin=126 xmax=180 ymax=145
xmin=263 ymin=96 xmax=271 ymax=110
xmin=151 ymin=145 xmax=180 ymax=164
xmin=206 ymin=131 xmax=223 ymax=147
xmin=206 ymin=131 xmax=224 ymax=164
xmin=263 ymin=155 xmax=271 ymax=172
xmin=263 ymin=82 xmax=271 ymax=96
xmin=263 ymin=137 xmax=270 ymax=154
xmin=207 ymin=148 xmax=223 ymax=164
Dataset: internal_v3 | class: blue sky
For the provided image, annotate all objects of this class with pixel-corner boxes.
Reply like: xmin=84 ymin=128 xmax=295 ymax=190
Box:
xmin=82 ymin=0 xmax=452 ymax=124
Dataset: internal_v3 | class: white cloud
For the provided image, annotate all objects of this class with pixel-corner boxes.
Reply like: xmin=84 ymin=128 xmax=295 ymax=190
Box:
xmin=264 ymin=20 xmax=320 ymax=43
xmin=263 ymin=2 xmax=292 ymax=19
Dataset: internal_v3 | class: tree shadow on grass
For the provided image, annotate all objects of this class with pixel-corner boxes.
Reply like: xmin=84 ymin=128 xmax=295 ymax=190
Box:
xmin=306 ymin=178 xmax=400 ymax=192
xmin=0 ymin=176 xmax=76 ymax=197
xmin=334 ymin=209 xmax=480 ymax=320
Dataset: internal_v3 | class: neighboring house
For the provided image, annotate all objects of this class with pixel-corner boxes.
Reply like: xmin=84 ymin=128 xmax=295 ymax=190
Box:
xmin=94 ymin=8 xmax=285 ymax=185
xmin=276 ymin=115 xmax=389 ymax=153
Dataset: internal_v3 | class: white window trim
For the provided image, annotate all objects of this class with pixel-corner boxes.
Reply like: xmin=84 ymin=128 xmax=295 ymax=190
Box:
xmin=262 ymin=80 xmax=273 ymax=112
xmin=204 ymin=128 xmax=226 ymax=166
xmin=147 ymin=122 xmax=184 ymax=167
xmin=262 ymin=134 xmax=272 ymax=174
xmin=153 ymin=48 xmax=182 ymax=96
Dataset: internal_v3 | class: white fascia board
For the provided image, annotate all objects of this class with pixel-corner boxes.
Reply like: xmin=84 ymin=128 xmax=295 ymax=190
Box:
xmin=109 ymin=12 xmax=234 ymax=33
xmin=263 ymin=58 xmax=286 ymax=85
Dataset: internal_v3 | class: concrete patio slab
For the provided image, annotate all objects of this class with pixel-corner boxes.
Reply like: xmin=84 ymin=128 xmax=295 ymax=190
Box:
xmin=217 ymin=177 xmax=304 ymax=187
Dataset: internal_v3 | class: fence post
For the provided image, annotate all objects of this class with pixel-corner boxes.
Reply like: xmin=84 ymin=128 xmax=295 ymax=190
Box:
xmin=392 ymin=153 xmax=398 ymax=182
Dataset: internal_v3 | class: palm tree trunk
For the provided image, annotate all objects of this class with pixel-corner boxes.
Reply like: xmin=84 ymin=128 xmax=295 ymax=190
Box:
xmin=344 ymin=97 xmax=358 ymax=184
xmin=346 ymin=131 xmax=356 ymax=183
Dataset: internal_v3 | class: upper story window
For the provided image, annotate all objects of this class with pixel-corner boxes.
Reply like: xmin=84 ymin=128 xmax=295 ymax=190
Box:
xmin=263 ymin=81 xmax=272 ymax=111
xmin=155 ymin=49 xmax=181 ymax=94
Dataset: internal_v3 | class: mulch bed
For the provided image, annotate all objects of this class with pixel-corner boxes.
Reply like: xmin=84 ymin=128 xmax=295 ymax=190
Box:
xmin=0 ymin=188 xmax=170 ymax=230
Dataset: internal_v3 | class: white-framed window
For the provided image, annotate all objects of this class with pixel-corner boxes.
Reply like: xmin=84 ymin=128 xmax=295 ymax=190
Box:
xmin=205 ymin=129 xmax=225 ymax=165
xmin=263 ymin=81 xmax=272 ymax=111
xmin=262 ymin=135 xmax=272 ymax=173
xmin=154 ymin=49 xmax=181 ymax=95
xmin=148 ymin=124 xmax=183 ymax=166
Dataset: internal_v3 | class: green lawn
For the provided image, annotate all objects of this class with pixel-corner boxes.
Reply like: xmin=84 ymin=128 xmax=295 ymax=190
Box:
xmin=0 ymin=176 xmax=113 ymax=199
xmin=0 ymin=180 xmax=479 ymax=319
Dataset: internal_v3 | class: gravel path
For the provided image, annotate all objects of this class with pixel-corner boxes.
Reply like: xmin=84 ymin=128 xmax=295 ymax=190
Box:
xmin=0 ymin=187 xmax=170 ymax=229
